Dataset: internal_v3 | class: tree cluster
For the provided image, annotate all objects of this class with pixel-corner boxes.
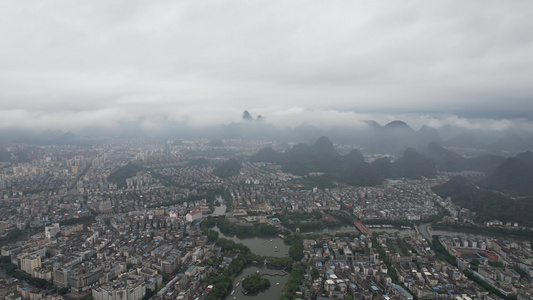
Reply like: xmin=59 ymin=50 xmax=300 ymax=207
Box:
xmin=242 ymin=273 xmax=270 ymax=294
xmin=0 ymin=256 xmax=49 ymax=288
xmin=463 ymin=270 xmax=516 ymax=300
xmin=431 ymin=236 xmax=457 ymax=267
xmin=216 ymin=217 xmax=280 ymax=238
xmin=279 ymin=263 xmax=307 ymax=300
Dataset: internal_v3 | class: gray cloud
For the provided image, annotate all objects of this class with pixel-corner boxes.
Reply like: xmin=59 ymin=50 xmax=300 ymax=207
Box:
xmin=1 ymin=1 xmax=532 ymax=131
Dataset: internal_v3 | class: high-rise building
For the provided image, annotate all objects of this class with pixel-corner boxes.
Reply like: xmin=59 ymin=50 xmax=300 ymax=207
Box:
xmin=20 ymin=254 xmax=41 ymax=276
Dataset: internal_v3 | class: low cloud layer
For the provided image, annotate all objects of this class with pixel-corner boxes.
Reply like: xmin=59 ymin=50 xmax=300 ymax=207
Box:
xmin=1 ymin=1 xmax=532 ymax=132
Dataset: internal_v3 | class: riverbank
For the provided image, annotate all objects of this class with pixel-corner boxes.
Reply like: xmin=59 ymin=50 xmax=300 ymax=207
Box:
xmin=432 ymin=225 xmax=533 ymax=241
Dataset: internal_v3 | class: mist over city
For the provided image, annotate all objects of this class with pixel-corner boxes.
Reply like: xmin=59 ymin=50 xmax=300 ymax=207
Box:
xmin=1 ymin=2 xmax=533 ymax=300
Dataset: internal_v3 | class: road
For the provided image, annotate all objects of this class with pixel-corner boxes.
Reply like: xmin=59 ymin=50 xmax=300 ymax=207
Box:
xmin=419 ymin=223 xmax=433 ymax=241
xmin=95 ymin=215 xmax=120 ymax=239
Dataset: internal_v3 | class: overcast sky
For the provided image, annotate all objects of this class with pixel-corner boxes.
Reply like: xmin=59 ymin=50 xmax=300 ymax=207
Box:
xmin=1 ymin=1 xmax=533 ymax=131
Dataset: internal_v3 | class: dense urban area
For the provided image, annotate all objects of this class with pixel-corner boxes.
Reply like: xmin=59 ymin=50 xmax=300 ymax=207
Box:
xmin=1 ymin=137 xmax=533 ymax=300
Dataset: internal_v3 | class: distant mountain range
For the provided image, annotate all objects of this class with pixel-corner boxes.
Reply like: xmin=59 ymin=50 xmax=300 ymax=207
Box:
xmin=2 ymin=116 xmax=533 ymax=191
xmin=2 ymin=117 xmax=533 ymax=156
xmin=231 ymin=118 xmax=532 ymax=156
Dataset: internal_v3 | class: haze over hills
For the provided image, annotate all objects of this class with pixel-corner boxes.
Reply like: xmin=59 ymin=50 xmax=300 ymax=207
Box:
xmin=478 ymin=152 xmax=533 ymax=196
xmin=2 ymin=110 xmax=533 ymax=197
xmin=2 ymin=114 xmax=533 ymax=157
xmin=443 ymin=132 xmax=483 ymax=149
xmin=420 ymin=142 xmax=506 ymax=174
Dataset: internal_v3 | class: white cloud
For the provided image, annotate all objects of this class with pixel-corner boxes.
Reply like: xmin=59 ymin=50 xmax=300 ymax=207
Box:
xmin=1 ymin=1 xmax=532 ymax=131
xmin=0 ymin=108 xmax=134 ymax=129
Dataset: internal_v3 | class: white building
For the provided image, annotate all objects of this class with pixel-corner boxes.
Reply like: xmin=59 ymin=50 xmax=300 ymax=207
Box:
xmin=45 ymin=223 xmax=60 ymax=239
xmin=186 ymin=210 xmax=202 ymax=223
xmin=92 ymin=277 xmax=146 ymax=300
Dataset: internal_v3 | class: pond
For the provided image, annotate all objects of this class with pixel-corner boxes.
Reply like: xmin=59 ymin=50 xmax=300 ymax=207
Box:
xmin=213 ymin=227 xmax=290 ymax=257
xmin=226 ymin=264 xmax=289 ymax=300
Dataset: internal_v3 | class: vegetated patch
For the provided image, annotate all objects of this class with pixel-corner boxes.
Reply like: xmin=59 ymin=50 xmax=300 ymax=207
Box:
xmin=107 ymin=163 xmax=142 ymax=188
xmin=242 ymin=273 xmax=271 ymax=295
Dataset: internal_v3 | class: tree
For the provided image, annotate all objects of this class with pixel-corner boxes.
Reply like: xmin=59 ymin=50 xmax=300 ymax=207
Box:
xmin=289 ymin=243 xmax=304 ymax=261
xmin=142 ymin=289 xmax=155 ymax=300
xmin=471 ymin=259 xmax=480 ymax=271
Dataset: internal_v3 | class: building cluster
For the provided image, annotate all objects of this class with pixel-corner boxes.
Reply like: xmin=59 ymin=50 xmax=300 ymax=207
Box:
xmin=1 ymin=205 xmax=218 ymax=300
xmin=350 ymin=181 xmax=440 ymax=221
xmin=439 ymin=235 xmax=533 ymax=297
xmin=0 ymin=195 xmax=92 ymax=233
xmin=2 ymin=140 xmax=533 ymax=300
xmin=156 ymin=166 xmax=219 ymax=186
xmin=301 ymin=232 xmax=533 ymax=299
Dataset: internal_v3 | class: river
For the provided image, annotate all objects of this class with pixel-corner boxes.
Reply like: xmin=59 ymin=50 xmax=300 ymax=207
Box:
xmin=300 ymin=225 xmax=358 ymax=235
xmin=227 ymin=264 xmax=290 ymax=300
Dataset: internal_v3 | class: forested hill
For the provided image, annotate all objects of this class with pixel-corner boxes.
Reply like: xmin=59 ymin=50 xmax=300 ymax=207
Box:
xmin=432 ymin=176 xmax=533 ymax=226
xmin=107 ymin=163 xmax=142 ymax=188
xmin=479 ymin=153 xmax=533 ymax=197
xmin=249 ymin=136 xmax=437 ymax=186
xmin=212 ymin=158 xmax=242 ymax=178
